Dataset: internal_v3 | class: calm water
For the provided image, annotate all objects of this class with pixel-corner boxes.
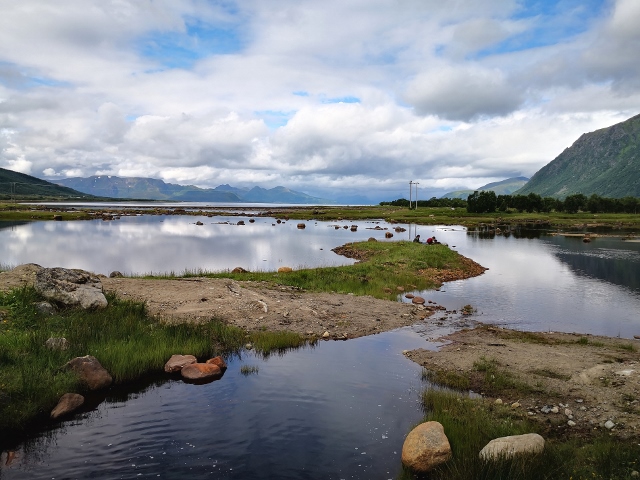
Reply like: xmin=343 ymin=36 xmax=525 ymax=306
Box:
xmin=1 ymin=215 xmax=639 ymax=479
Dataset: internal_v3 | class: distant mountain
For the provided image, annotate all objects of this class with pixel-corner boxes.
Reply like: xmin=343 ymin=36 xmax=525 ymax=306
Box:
xmin=55 ymin=176 xmax=333 ymax=204
xmin=516 ymin=113 xmax=640 ymax=198
xmin=441 ymin=177 xmax=529 ymax=199
xmin=0 ymin=167 xmax=98 ymax=200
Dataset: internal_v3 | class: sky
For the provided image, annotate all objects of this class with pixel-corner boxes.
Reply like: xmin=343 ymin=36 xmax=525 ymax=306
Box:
xmin=0 ymin=0 xmax=639 ymax=203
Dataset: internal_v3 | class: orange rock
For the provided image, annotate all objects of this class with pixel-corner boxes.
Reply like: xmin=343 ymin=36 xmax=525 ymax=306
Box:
xmin=206 ymin=356 xmax=227 ymax=370
xmin=412 ymin=296 xmax=426 ymax=305
xmin=181 ymin=363 xmax=222 ymax=381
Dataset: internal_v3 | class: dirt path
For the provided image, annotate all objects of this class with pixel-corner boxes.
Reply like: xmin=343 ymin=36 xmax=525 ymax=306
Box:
xmin=405 ymin=324 xmax=640 ymax=438
xmin=0 ymin=264 xmax=449 ymax=339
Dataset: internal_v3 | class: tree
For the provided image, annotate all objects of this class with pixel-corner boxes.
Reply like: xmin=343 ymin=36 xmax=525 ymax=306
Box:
xmin=466 ymin=190 xmax=497 ymax=213
xmin=563 ymin=194 xmax=587 ymax=213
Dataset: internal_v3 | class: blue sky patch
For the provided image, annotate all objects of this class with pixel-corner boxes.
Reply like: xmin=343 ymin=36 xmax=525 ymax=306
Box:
xmin=137 ymin=17 xmax=244 ymax=69
xmin=321 ymin=96 xmax=361 ymax=104
xmin=474 ymin=0 xmax=607 ymax=58
xmin=255 ymin=110 xmax=296 ymax=129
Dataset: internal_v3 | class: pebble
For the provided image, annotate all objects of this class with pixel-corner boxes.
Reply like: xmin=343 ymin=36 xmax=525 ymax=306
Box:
xmin=567 ymin=420 xmax=576 ymax=427
xmin=511 ymin=402 xmax=520 ymax=409
xmin=322 ymin=331 xmax=330 ymax=338
xmin=604 ymin=420 xmax=615 ymax=430
xmin=565 ymin=408 xmax=573 ymax=416
xmin=551 ymin=406 xmax=559 ymax=414
xmin=494 ymin=398 xmax=503 ymax=405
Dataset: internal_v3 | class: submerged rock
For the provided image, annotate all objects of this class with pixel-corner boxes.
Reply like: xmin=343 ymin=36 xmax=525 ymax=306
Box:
xmin=401 ymin=421 xmax=452 ymax=472
xmin=51 ymin=393 xmax=85 ymax=419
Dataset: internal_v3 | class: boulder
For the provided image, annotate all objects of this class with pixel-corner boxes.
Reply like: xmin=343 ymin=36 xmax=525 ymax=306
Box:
xmin=51 ymin=393 xmax=85 ymax=419
xmin=206 ymin=356 xmax=227 ymax=370
xmin=45 ymin=337 xmax=70 ymax=350
xmin=65 ymin=355 xmax=112 ymax=390
xmin=412 ymin=296 xmax=426 ymax=305
xmin=231 ymin=267 xmax=248 ymax=274
xmin=402 ymin=421 xmax=452 ymax=472
xmin=237 ymin=220 xmax=245 ymax=225
xmin=367 ymin=237 xmax=377 ymax=242
xmin=297 ymin=223 xmax=306 ymax=229
xmin=405 ymin=293 xmax=415 ymax=299
xmin=385 ymin=232 xmax=393 ymax=238
xmin=278 ymin=267 xmax=293 ymax=273
xmin=181 ymin=363 xmax=222 ymax=381
xmin=164 ymin=354 xmax=197 ymax=373
xmin=195 ymin=221 xmax=204 ymax=226
xmin=35 ymin=267 xmax=108 ymax=309
xmin=109 ymin=271 xmax=124 ymax=278
xmin=34 ymin=301 xmax=56 ymax=315
xmin=479 ymin=433 xmax=545 ymax=461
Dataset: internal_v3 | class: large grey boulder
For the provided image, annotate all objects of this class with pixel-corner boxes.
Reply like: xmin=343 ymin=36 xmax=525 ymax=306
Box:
xmin=35 ymin=267 xmax=107 ymax=309
xmin=51 ymin=393 xmax=85 ymax=419
xmin=401 ymin=421 xmax=452 ymax=472
xmin=479 ymin=433 xmax=545 ymax=461
xmin=65 ymin=355 xmax=113 ymax=390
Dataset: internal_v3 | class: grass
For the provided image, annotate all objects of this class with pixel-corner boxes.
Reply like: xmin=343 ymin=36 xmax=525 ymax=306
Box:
xmin=240 ymin=365 xmax=259 ymax=376
xmin=472 ymin=357 xmax=542 ymax=397
xmin=400 ymin=389 xmax=640 ymax=480
xmin=146 ymin=240 xmax=480 ymax=301
xmin=0 ymin=286 xmax=308 ymax=435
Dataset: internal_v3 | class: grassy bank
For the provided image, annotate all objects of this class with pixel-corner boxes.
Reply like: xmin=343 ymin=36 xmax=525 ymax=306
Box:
xmin=145 ymin=240 xmax=484 ymax=300
xmin=2 ymin=202 xmax=639 ymax=228
xmin=401 ymin=389 xmax=639 ymax=480
xmin=0 ymin=287 xmax=309 ymax=436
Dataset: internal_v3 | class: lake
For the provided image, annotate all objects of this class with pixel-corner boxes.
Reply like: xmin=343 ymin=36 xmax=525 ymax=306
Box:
xmin=1 ymin=215 xmax=639 ymax=479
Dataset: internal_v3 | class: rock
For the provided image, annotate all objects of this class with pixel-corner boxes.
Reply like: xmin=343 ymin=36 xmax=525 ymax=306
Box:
xmin=550 ymin=406 xmax=559 ymax=414
xmin=34 ymin=301 xmax=56 ymax=315
xmin=405 ymin=293 xmax=415 ymax=299
xmin=206 ymin=356 xmax=227 ymax=370
xmin=245 ymin=343 xmax=253 ymax=350
xmin=367 ymin=237 xmax=377 ymax=242
xmin=35 ymin=267 xmax=108 ymax=309
xmin=350 ymin=225 xmax=358 ymax=231
xmin=164 ymin=354 xmax=197 ymax=373
xmin=237 ymin=220 xmax=245 ymax=225
xmin=53 ymin=214 xmax=62 ymax=221
xmin=297 ymin=223 xmax=306 ymax=229
xmin=565 ymin=408 xmax=573 ymax=416
xmin=479 ymin=433 xmax=545 ymax=461
xmin=494 ymin=398 xmax=503 ymax=405
xmin=249 ymin=218 xmax=255 ymax=223
xmin=45 ymin=337 xmax=70 ymax=350
xmin=322 ymin=331 xmax=330 ymax=338
xmin=109 ymin=271 xmax=124 ymax=278
xmin=396 ymin=286 xmax=405 ymax=292
xmin=412 ymin=296 xmax=426 ymax=305
xmin=278 ymin=267 xmax=293 ymax=273
xmin=385 ymin=232 xmax=393 ymax=238
xmin=181 ymin=363 xmax=222 ymax=381
xmin=567 ymin=420 xmax=576 ymax=427
xmin=231 ymin=267 xmax=248 ymax=273
xmin=511 ymin=402 xmax=521 ymax=408
xmin=51 ymin=393 xmax=84 ymax=419
xmin=65 ymin=355 xmax=112 ymax=390
xmin=195 ymin=221 xmax=204 ymax=226
xmin=401 ymin=421 xmax=452 ymax=472
xmin=630 ymin=470 xmax=639 ymax=477
xmin=604 ymin=420 xmax=615 ymax=430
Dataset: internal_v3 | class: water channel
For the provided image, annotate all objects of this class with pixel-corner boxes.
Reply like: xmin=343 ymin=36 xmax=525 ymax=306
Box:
xmin=1 ymin=213 xmax=639 ymax=479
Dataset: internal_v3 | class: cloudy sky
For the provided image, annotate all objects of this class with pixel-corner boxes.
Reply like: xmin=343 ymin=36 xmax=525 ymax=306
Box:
xmin=1 ymin=0 xmax=639 ymax=202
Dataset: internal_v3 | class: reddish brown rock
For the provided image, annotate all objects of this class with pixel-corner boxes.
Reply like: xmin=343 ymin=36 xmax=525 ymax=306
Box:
xmin=181 ymin=363 xmax=222 ymax=381
xmin=385 ymin=232 xmax=393 ymax=238
xmin=206 ymin=356 xmax=227 ymax=370
xmin=65 ymin=355 xmax=112 ymax=390
xmin=51 ymin=393 xmax=85 ymax=419
xmin=412 ymin=296 xmax=426 ymax=305
xmin=402 ymin=421 xmax=452 ymax=472
xmin=405 ymin=293 xmax=415 ymax=299
xmin=164 ymin=354 xmax=197 ymax=373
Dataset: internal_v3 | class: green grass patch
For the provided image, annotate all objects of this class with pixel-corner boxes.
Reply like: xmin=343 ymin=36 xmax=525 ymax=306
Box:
xmin=150 ymin=241 xmax=478 ymax=301
xmin=0 ymin=287 xmax=308 ymax=434
xmin=422 ymin=367 xmax=471 ymax=390
xmin=575 ymin=337 xmax=605 ymax=347
xmin=403 ymin=389 xmax=640 ymax=480
xmin=240 ymin=365 xmax=259 ymax=376
xmin=473 ymin=357 xmax=541 ymax=396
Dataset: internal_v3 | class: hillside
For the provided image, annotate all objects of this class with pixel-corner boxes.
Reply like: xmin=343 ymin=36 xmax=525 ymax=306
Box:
xmin=56 ymin=176 xmax=332 ymax=204
xmin=441 ymin=177 xmax=529 ymax=199
xmin=0 ymin=168 xmax=98 ymax=200
xmin=517 ymin=113 xmax=640 ymax=198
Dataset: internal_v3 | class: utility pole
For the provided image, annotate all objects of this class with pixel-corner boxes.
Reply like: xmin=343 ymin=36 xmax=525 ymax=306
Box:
xmin=414 ymin=182 xmax=419 ymax=210
xmin=409 ymin=181 xmax=413 ymax=209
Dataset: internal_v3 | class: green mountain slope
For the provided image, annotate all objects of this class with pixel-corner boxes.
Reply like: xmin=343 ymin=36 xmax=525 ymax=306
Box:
xmin=517 ymin=113 xmax=640 ymax=198
xmin=441 ymin=177 xmax=529 ymax=199
xmin=0 ymin=168 xmax=97 ymax=200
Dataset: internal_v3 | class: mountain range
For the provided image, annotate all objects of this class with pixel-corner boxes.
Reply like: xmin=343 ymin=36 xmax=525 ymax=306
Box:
xmin=440 ymin=177 xmax=529 ymax=199
xmin=0 ymin=167 xmax=98 ymax=199
xmin=517 ymin=113 xmax=640 ymax=198
xmin=54 ymin=176 xmax=333 ymax=204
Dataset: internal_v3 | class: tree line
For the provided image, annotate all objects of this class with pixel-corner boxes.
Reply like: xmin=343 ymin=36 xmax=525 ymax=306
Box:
xmin=381 ymin=192 xmax=639 ymax=214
